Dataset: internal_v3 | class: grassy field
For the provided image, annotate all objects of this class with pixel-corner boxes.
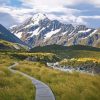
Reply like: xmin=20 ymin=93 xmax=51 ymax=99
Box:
xmin=11 ymin=52 xmax=60 ymax=62
xmin=0 ymin=48 xmax=100 ymax=100
xmin=14 ymin=60 xmax=100 ymax=100
xmin=30 ymin=45 xmax=100 ymax=59
xmin=55 ymin=50 xmax=100 ymax=59
xmin=0 ymin=54 xmax=35 ymax=100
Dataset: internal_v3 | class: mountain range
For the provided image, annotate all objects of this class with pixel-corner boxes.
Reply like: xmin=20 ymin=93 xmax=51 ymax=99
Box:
xmin=10 ymin=13 xmax=100 ymax=48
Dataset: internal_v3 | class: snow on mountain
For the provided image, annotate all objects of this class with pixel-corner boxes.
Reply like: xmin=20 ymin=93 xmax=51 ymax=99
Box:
xmin=89 ymin=30 xmax=98 ymax=37
xmin=44 ymin=29 xmax=61 ymax=39
xmin=31 ymin=13 xmax=47 ymax=25
xmin=78 ymin=29 xmax=92 ymax=33
xmin=29 ymin=28 xmax=40 ymax=37
xmin=15 ymin=32 xmax=23 ymax=38
xmin=10 ymin=13 xmax=100 ymax=48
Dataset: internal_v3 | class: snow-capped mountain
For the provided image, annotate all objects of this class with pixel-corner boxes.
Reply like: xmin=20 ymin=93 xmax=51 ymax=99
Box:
xmin=10 ymin=13 xmax=100 ymax=48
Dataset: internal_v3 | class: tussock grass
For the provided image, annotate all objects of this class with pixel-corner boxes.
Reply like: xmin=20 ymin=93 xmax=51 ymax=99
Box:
xmin=15 ymin=61 xmax=100 ymax=100
xmin=0 ymin=54 xmax=35 ymax=100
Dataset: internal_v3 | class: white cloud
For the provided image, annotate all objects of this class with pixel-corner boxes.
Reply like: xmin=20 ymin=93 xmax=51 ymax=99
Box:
xmin=0 ymin=0 xmax=100 ymax=28
xmin=23 ymin=0 xmax=82 ymax=7
xmin=79 ymin=16 xmax=100 ymax=19
xmin=0 ymin=0 xmax=82 ymax=27
xmin=0 ymin=4 xmax=97 ymax=27
xmin=21 ymin=0 xmax=81 ymax=14
xmin=0 ymin=6 xmax=33 ymax=23
xmin=89 ymin=0 xmax=100 ymax=8
xmin=22 ymin=0 xmax=100 ymax=8
xmin=0 ymin=12 xmax=17 ymax=27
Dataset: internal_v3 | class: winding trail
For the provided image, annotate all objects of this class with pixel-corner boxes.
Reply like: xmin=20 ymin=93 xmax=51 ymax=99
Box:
xmin=8 ymin=63 xmax=55 ymax=100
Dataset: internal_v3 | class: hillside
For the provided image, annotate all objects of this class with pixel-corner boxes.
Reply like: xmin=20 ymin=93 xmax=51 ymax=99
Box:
xmin=0 ymin=39 xmax=27 ymax=51
xmin=0 ymin=24 xmax=27 ymax=46
xmin=30 ymin=45 xmax=100 ymax=59
xmin=30 ymin=44 xmax=100 ymax=52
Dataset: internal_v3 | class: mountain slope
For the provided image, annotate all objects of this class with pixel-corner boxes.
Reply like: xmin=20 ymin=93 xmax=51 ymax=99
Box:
xmin=10 ymin=13 xmax=100 ymax=48
xmin=0 ymin=24 xmax=27 ymax=46
xmin=0 ymin=39 xmax=27 ymax=51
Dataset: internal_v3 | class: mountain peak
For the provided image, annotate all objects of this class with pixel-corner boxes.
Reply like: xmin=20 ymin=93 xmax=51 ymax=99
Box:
xmin=33 ymin=13 xmax=47 ymax=18
xmin=31 ymin=13 xmax=48 ymax=22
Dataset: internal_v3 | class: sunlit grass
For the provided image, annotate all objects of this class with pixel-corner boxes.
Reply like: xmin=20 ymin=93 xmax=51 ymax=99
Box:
xmin=59 ymin=57 xmax=100 ymax=68
xmin=14 ymin=61 xmax=100 ymax=100
xmin=0 ymin=54 xmax=35 ymax=100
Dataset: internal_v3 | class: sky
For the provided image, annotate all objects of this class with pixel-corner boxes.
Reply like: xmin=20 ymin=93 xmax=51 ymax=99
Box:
xmin=0 ymin=0 xmax=100 ymax=28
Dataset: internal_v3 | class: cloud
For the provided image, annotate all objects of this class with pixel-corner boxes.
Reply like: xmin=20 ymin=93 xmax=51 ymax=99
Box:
xmin=23 ymin=0 xmax=100 ymax=8
xmin=0 ymin=12 xmax=17 ymax=27
xmin=0 ymin=0 xmax=100 ymax=28
xmin=89 ymin=0 xmax=100 ymax=8
xmin=17 ymin=0 xmax=100 ymax=10
xmin=0 ymin=0 xmax=82 ymax=27
xmin=0 ymin=6 xmax=33 ymax=23
xmin=78 ymin=15 xmax=100 ymax=19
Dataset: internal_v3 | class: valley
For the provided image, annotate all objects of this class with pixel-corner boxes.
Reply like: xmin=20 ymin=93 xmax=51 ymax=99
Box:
xmin=0 ymin=7 xmax=100 ymax=100
xmin=0 ymin=43 xmax=100 ymax=100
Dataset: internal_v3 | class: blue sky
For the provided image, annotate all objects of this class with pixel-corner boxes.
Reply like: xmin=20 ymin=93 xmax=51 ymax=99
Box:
xmin=0 ymin=0 xmax=100 ymax=28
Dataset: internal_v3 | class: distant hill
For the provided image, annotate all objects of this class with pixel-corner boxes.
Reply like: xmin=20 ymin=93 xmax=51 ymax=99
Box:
xmin=0 ymin=24 xmax=27 ymax=46
xmin=30 ymin=44 xmax=100 ymax=59
xmin=30 ymin=44 xmax=100 ymax=52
